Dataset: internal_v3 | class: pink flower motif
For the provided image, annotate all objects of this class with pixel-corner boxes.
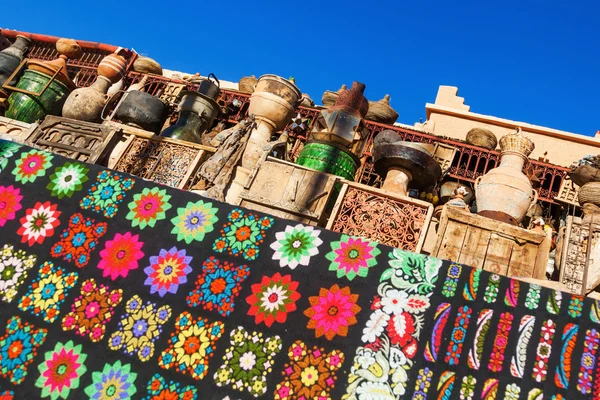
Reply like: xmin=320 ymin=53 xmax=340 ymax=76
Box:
xmin=326 ymin=235 xmax=380 ymax=280
xmin=84 ymin=301 xmax=100 ymax=319
xmin=304 ymin=284 xmax=361 ymax=340
xmin=98 ymin=232 xmax=144 ymax=280
xmin=42 ymin=347 xmax=82 ymax=392
xmin=0 ymin=185 xmax=22 ymax=227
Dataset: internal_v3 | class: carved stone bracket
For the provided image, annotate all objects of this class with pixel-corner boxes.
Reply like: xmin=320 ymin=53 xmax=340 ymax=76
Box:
xmin=0 ymin=116 xmax=38 ymax=143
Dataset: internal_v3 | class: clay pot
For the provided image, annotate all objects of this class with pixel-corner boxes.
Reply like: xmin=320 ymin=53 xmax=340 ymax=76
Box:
xmin=0 ymin=35 xmax=31 ymax=89
xmin=98 ymin=52 xmax=127 ymax=84
xmin=321 ymin=84 xmax=346 ymax=108
xmin=366 ymin=94 xmax=399 ymax=124
xmin=300 ymin=93 xmax=314 ymax=107
xmin=475 ymin=130 xmax=536 ymax=225
xmin=62 ymin=76 xmax=112 ymax=122
xmin=133 ymin=56 xmax=162 ymax=75
xmin=570 ymin=165 xmax=600 ymax=187
xmin=27 ymin=39 xmax=82 ymax=90
xmin=238 ymin=75 xmax=257 ymax=93
xmin=466 ymin=127 xmax=498 ymax=150
xmin=248 ymin=74 xmax=301 ymax=131
xmin=578 ymin=182 xmax=600 ymax=207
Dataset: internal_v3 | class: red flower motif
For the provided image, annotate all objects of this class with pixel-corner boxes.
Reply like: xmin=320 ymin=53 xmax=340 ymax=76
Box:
xmin=246 ymin=273 xmax=300 ymax=327
xmin=304 ymin=284 xmax=361 ymax=340
xmin=387 ymin=312 xmax=416 ymax=348
xmin=0 ymin=185 xmax=22 ymax=227
xmin=98 ymin=232 xmax=144 ymax=280
xmin=17 ymin=201 xmax=61 ymax=246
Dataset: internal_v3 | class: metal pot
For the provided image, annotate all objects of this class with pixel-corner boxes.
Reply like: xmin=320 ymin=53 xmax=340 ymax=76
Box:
xmin=0 ymin=35 xmax=31 ymax=89
xmin=196 ymin=73 xmax=220 ymax=100
xmin=116 ymin=90 xmax=168 ymax=134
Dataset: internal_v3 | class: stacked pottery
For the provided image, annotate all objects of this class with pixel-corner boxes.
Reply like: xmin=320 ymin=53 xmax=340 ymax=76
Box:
xmin=0 ymin=35 xmax=32 ymax=96
xmin=5 ymin=38 xmax=82 ymax=123
xmin=475 ymin=128 xmax=537 ymax=225
xmin=62 ymin=49 xmax=128 ymax=122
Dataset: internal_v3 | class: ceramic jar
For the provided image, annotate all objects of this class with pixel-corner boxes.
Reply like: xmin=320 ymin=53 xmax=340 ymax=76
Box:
xmin=98 ymin=52 xmax=127 ymax=83
xmin=475 ymin=130 xmax=537 ymax=225
xmin=0 ymin=35 xmax=31 ymax=89
xmin=62 ymin=76 xmax=112 ymax=122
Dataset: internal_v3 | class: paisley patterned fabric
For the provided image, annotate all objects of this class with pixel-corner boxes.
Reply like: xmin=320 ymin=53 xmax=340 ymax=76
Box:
xmin=0 ymin=140 xmax=599 ymax=399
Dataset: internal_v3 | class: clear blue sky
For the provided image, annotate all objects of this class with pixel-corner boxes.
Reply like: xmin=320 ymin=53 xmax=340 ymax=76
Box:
xmin=3 ymin=0 xmax=599 ymax=135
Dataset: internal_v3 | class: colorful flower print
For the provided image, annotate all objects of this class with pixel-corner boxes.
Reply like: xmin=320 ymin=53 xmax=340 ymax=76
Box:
xmin=80 ymin=170 xmax=134 ymax=218
xmin=158 ymin=312 xmax=224 ymax=380
xmin=0 ymin=316 xmax=47 ymax=385
xmin=35 ymin=341 xmax=87 ymax=400
xmin=213 ymin=208 xmax=274 ymax=261
xmin=50 ymin=213 xmax=107 ymax=268
xmin=304 ymin=284 xmax=361 ymax=341
xmin=345 ymin=250 xmax=441 ymax=398
xmin=62 ymin=279 xmax=123 ymax=342
xmin=126 ymin=187 xmax=172 ymax=230
xmin=186 ymin=256 xmax=250 ymax=317
xmin=0 ymin=142 xmax=22 ymax=173
xmin=0 ymin=244 xmax=36 ymax=303
xmin=97 ymin=232 xmax=144 ymax=280
xmin=46 ymin=162 xmax=89 ymax=199
xmin=274 ymin=340 xmax=344 ymax=400
xmin=214 ymin=326 xmax=282 ymax=397
xmin=326 ymin=235 xmax=380 ymax=281
xmin=0 ymin=390 xmax=13 ymax=400
xmin=246 ymin=272 xmax=301 ymax=327
xmin=143 ymin=374 xmax=197 ymax=400
xmin=18 ymin=261 xmax=78 ymax=323
xmin=568 ymin=295 xmax=584 ymax=318
xmin=0 ymin=185 xmax=22 ymax=227
xmin=171 ymin=200 xmax=218 ymax=244
xmin=270 ymin=224 xmax=323 ymax=269
xmin=84 ymin=360 xmax=137 ymax=400
xmin=12 ymin=149 xmax=52 ymax=184
xmin=109 ymin=295 xmax=171 ymax=362
xmin=144 ymin=247 xmax=192 ymax=297
xmin=16 ymin=201 xmax=61 ymax=246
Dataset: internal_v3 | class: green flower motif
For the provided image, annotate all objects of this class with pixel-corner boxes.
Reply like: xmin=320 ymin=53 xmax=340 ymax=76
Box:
xmin=214 ymin=326 xmax=282 ymax=397
xmin=84 ymin=360 xmax=137 ymax=399
xmin=270 ymin=224 xmax=323 ymax=269
xmin=36 ymin=340 xmax=87 ymax=400
xmin=80 ymin=170 xmax=135 ymax=218
xmin=126 ymin=187 xmax=172 ymax=229
xmin=0 ymin=141 xmax=22 ymax=173
xmin=213 ymin=209 xmax=274 ymax=260
xmin=326 ymin=235 xmax=381 ymax=281
xmin=46 ymin=162 xmax=89 ymax=199
xmin=171 ymin=200 xmax=219 ymax=243
xmin=381 ymin=249 xmax=440 ymax=294
xmin=12 ymin=149 xmax=53 ymax=183
xmin=525 ymin=284 xmax=541 ymax=310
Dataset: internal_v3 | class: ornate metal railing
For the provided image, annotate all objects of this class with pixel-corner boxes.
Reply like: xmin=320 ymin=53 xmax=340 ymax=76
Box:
xmin=5 ymin=28 xmax=570 ymax=204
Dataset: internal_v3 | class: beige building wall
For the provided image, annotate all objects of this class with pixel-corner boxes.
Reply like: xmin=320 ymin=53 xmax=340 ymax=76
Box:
xmin=415 ymin=86 xmax=600 ymax=167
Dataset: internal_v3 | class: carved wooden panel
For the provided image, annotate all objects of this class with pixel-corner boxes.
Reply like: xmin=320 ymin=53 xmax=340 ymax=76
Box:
xmin=112 ymin=134 xmax=213 ymax=189
xmin=559 ymin=216 xmax=600 ymax=294
xmin=240 ymin=157 xmax=339 ymax=226
xmin=433 ymin=142 xmax=457 ymax=174
xmin=26 ymin=116 xmax=120 ymax=164
xmin=0 ymin=116 xmax=38 ymax=143
xmin=159 ymin=82 xmax=187 ymax=105
xmin=327 ymin=182 xmax=433 ymax=252
xmin=554 ymin=176 xmax=580 ymax=206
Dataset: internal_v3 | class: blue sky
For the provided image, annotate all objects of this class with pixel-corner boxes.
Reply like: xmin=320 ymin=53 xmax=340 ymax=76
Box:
xmin=3 ymin=0 xmax=599 ymax=135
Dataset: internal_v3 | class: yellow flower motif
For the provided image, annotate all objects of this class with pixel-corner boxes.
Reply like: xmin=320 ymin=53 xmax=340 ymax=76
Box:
xmin=173 ymin=324 xmax=210 ymax=366
xmin=300 ymin=366 xmax=319 ymax=386
xmin=31 ymin=274 xmax=65 ymax=308
xmin=252 ymin=380 xmax=265 ymax=393
xmin=233 ymin=330 xmax=245 ymax=343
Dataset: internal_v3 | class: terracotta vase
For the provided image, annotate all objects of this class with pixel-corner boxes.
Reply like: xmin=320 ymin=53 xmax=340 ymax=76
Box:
xmin=98 ymin=52 xmax=127 ymax=84
xmin=475 ymin=130 xmax=537 ymax=225
xmin=62 ymin=76 xmax=112 ymax=122
xmin=133 ymin=56 xmax=162 ymax=75
xmin=0 ymin=35 xmax=32 ymax=90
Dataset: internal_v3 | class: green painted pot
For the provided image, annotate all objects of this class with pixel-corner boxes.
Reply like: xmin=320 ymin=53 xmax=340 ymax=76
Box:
xmin=296 ymin=141 xmax=360 ymax=181
xmin=5 ymin=69 xmax=70 ymax=123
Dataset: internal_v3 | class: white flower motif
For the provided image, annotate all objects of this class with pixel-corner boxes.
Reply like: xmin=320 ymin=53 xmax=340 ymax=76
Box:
xmin=239 ymin=351 xmax=256 ymax=371
xmin=259 ymin=285 xmax=288 ymax=312
xmin=356 ymin=348 xmax=376 ymax=369
xmin=270 ymin=224 xmax=322 ymax=269
xmin=362 ymin=309 xmax=390 ymax=343
xmin=381 ymin=289 xmax=408 ymax=315
xmin=0 ymin=257 xmax=24 ymax=290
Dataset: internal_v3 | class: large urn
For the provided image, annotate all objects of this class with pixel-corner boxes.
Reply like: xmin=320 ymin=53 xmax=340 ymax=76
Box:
xmin=475 ymin=129 xmax=537 ymax=225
